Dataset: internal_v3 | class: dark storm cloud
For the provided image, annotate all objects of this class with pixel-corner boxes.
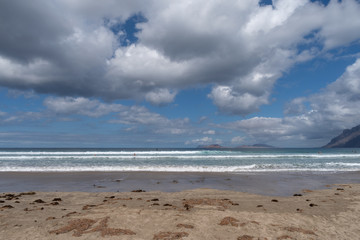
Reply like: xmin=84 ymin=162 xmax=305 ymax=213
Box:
xmin=0 ymin=1 xmax=72 ymax=63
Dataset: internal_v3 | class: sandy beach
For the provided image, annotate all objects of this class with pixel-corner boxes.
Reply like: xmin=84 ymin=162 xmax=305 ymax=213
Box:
xmin=1 ymin=182 xmax=360 ymax=239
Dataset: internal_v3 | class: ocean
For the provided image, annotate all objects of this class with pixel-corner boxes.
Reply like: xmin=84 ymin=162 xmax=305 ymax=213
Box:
xmin=1 ymin=148 xmax=360 ymax=172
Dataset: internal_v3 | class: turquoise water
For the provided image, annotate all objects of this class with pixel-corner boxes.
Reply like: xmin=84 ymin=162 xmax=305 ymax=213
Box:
xmin=0 ymin=148 xmax=359 ymax=172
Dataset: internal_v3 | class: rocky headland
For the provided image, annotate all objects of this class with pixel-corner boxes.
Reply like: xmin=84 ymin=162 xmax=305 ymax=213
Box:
xmin=323 ymin=124 xmax=360 ymax=148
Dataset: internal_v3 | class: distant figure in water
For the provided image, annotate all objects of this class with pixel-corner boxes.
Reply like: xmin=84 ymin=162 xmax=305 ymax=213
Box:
xmin=133 ymin=153 xmax=136 ymax=156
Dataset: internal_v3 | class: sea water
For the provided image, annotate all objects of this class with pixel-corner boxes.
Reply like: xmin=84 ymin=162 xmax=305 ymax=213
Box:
xmin=1 ymin=148 xmax=360 ymax=172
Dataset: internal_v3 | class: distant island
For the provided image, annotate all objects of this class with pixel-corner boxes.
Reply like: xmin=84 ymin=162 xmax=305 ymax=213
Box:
xmin=197 ymin=143 xmax=275 ymax=149
xmin=323 ymin=124 xmax=360 ymax=148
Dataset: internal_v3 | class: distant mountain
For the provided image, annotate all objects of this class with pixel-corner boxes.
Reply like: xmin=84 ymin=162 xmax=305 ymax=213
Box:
xmin=323 ymin=124 xmax=360 ymax=148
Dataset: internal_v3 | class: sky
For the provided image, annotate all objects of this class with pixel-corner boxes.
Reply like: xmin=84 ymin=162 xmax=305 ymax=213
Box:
xmin=1 ymin=0 xmax=360 ymax=148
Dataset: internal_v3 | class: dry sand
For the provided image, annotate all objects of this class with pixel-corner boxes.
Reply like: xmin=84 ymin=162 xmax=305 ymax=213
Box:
xmin=1 ymin=184 xmax=360 ymax=239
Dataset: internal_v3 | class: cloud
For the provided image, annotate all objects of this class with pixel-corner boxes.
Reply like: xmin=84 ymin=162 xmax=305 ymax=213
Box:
xmin=0 ymin=110 xmax=9 ymax=124
xmin=224 ymin=58 xmax=360 ymax=146
xmin=320 ymin=0 xmax=360 ymax=49
xmin=1 ymin=0 xmax=360 ymax=114
xmin=113 ymin=105 xmax=168 ymax=125
xmin=42 ymin=96 xmax=191 ymax=135
xmin=0 ymin=112 xmax=43 ymax=124
xmin=208 ymin=84 xmax=270 ymax=116
xmin=185 ymin=137 xmax=214 ymax=146
xmin=198 ymin=116 xmax=208 ymax=123
xmin=225 ymin=115 xmax=325 ymax=147
xmin=203 ymin=130 xmax=215 ymax=135
xmin=285 ymin=58 xmax=360 ymax=127
xmin=1 ymin=96 xmax=124 ymax=124
xmin=43 ymin=97 xmax=125 ymax=117
xmin=7 ymin=89 xmax=38 ymax=99
xmin=105 ymin=44 xmax=187 ymax=100
xmin=226 ymin=117 xmax=289 ymax=139
xmin=113 ymin=105 xmax=191 ymax=135
xmin=145 ymin=89 xmax=177 ymax=106
xmin=1 ymin=95 xmax=195 ymax=146
xmin=0 ymin=131 xmax=143 ymax=147
xmin=231 ymin=136 xmax=245 ymax=145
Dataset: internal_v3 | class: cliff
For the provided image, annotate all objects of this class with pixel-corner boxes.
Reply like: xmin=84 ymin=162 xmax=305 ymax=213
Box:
xmin=323 ymin=124 xmax=360 ymax=148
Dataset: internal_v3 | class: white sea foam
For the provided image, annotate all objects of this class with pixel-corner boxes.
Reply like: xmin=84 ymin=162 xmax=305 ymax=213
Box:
xmin=325 ymin=162 xmax=360 ymax=167
xmin=1 ymin=166 xmax=358 ymax=172
xmin=1 ymin=149 xmax=359 ymax=172
xmin=0 ymin=150 xmax=203 ymax=155
xmin=0 ymin=153 xmax=359 ymax=160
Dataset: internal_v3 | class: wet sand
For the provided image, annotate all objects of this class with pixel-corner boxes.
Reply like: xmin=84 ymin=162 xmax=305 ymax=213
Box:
xmin=1 ymin=171 xmax=360 ymax=196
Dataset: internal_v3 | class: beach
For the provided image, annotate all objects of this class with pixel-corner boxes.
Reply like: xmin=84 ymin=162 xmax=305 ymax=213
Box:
xmin=1 ymin=172 xmax=360 ymax=239
xmin=2 ymin=0 xmax=360 ymax=238
xmin=1 ymin=149 xmax=360 ymax=239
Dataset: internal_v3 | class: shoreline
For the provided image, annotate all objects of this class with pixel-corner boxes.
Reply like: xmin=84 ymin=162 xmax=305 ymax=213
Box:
xmin=2 ymin=171 xmax=360 ymax=196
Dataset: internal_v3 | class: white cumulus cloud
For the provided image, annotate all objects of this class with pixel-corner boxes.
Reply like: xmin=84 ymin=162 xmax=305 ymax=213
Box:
xmin=224 ymin=58 xmax=360 ymax=146
xmin=1 ymin=0 xmax=360 ymax=114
